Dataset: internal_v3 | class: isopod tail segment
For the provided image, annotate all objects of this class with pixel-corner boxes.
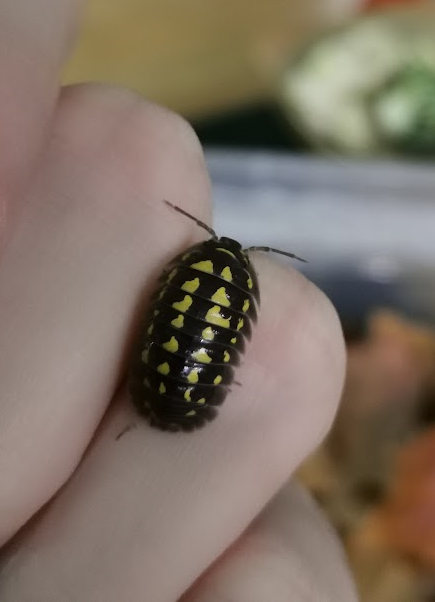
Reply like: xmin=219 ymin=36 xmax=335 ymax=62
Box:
xmin=164 ymin=200 xmax=307 ymax=263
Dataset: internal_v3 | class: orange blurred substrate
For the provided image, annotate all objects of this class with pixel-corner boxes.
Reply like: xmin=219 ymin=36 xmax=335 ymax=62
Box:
xmin=365 ymin=0 xmax=423 ymax=8
xmin=352 ymin=427 xmax=435 ymax=569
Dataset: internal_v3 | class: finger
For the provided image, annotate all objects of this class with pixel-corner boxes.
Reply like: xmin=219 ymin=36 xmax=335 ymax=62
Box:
xmin=0 ymin=256 xmax=345 ymax=600
xmin=0 ymin=0 xmax=84 ymax=200
xmin=0 ymin=84 xmax=212 ymax=544
xmin=181 ymin=482 xmax=358 ymax=602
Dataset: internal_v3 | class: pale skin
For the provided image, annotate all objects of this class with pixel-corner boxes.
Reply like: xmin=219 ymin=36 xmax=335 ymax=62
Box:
xmin=0 ymin=1 xmax=358 ymax=600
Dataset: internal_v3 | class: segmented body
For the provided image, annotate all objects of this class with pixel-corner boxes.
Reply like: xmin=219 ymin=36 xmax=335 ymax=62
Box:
xmin=129 ymin=237 xmax=260 ymax=431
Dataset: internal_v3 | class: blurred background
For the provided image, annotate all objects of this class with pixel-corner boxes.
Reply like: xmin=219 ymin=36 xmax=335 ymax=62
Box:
xmin=64 ymin=1 xmax=435 ymax=600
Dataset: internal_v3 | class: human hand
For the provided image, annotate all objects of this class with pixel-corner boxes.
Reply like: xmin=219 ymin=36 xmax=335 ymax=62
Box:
xmin=0 ymin=1 xmax=357 ymax=600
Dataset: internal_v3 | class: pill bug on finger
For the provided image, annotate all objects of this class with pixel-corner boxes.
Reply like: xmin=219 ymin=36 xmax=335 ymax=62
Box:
xmin=128 ymin=200 xmax=305 ymax=432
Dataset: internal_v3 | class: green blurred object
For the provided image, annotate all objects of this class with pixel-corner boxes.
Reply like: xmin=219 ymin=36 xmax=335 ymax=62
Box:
xmin=371 ymin=64 xmax=435 ymax=157
xmin=280 ymin=3 xmax=435 ymax=157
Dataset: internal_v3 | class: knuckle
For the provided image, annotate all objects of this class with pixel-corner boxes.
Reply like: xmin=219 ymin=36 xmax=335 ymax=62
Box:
xmin=56 ymin=83 xmax=205 ymax=169
xmin=52 ymin=83 xmax=210 ymax=220
xmin=124 ymin=99 xmax=205 ymax=175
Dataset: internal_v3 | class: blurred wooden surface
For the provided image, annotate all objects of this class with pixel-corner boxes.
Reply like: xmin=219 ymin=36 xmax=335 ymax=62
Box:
xmin=63 ymin=0 xmax=361 ymax=119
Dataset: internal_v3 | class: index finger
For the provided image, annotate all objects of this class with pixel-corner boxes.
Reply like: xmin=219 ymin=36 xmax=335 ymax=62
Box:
xmin=0 ymin=259 xmax=345 ymax=602
xmin=0 ymin=0 xmax=84 ymax=198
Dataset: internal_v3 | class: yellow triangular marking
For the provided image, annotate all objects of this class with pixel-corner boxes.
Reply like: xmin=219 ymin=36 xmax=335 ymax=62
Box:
xmin=191 ymin=260 xmax=213 ymax=274
xmin=221 ymin=266 xmax=233 ymax=282
xmin=205 ymin=306 xmax=230 ymax=328
xmin=162 ymin=336 xmax=179 ymax=353
xmin=192 ymin=349 xmax=212 ymax=364
xmin=181 ymin=277 xmax=200 ymax=293
xmin=157 ymin=362 xmax=170 ymax=375
xmin=172 ymin=295 xmax=193 ymax=313
xmin=171 ymin=314 xmax=184 ymax=328
xmin=211 ymin=287 xmax=230 ymax=307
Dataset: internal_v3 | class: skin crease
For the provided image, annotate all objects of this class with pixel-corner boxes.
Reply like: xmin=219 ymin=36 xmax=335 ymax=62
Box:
xmin=0 ymin=1 xmax=358 ymax=600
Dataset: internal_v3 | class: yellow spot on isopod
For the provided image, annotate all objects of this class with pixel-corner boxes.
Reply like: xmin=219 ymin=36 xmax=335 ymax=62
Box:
xmin=172 ymin=295 xmax=193 ymax=313
xmin=141 ymin=349 xmax=149 ymax=363
xmin=237 ymin=318 xmax=244 ymax=331
xmin=153 ymin=309 xmax=160 ymax=316
xmin=221 ymin=266 xmax=233 ymax=282
xmin=167 ymin=268 xmax=177 ymax=281
xmin=191 ymin=260 xmax=213 ymax=274
xmin=182 ymin=252 xmax=191 ymax=261
xmin=223 ymin=351 xmax=230 ymax=362
xmin=184 ymin=389 xmax=192 ymax=401
xmin=217 ymin=248 xmax=236 ymax=259
xmin=211 ymin=287 xmax=230 ymax=307
xmin=247 ymin=276 xmax=253 ymax=289
xmin=230 ymin=337 xmax=237 ymax=344
xmin=186 ymin=410 xmax=196 ymax=417
xmin=205 ymin=305 xmax=230 ymax=328
xmin=192 ymin=349 xmax=212 ymax=364
xmin=159 ymin=382 xmax=166 ymax=394
xmin=214 ymin=375 xmax=222 ymax=385
xmin=157 ymin=362 xmax=170 ymax=375
xmin=197 ymin=398 xmax=206 ymax=404
xmin=187 ymin=368 xmax=200 ymax=383
xmin=158 ymin=289 xmax=166 ymax=300
xmin=171 ymin=314 xmax=184 ymax=328
xmin=162 ymin=336 xmax=179 ymax=353
xmin=242 ymin=299 xmax=250 ymax=312
xmin=147 ymin=324 xmax=154 ymax=335
xmin=181 ymin=277 xmax=200 ymax=294
xmin=202 ymin=326 xmax=215 ymax=340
